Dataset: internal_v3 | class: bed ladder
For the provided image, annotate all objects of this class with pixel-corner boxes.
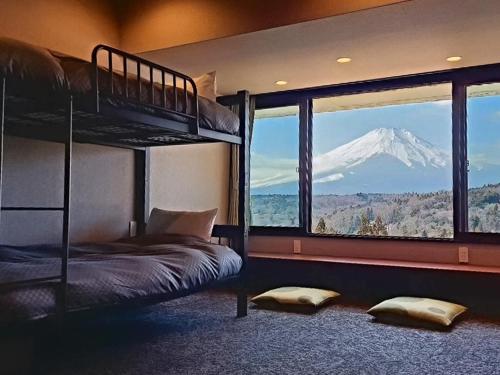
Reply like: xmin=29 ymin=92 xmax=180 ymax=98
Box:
xmin=0 ymin=77 xmax=73 ymax=317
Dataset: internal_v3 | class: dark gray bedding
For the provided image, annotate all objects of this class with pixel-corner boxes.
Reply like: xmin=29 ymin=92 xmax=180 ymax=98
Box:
xmin=52 ymin=51 xmax=240 ymax=135
xmin=0 ymin=37 xmax=240 ymax=135
xmin=0 ymin=235 xmax=242 ymax=323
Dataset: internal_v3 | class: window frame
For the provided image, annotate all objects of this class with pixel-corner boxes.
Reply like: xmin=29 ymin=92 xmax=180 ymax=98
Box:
xmin=455 ymin=76 xmax=500 ymax=243
xmin=251 ymin=63 xmax=500 ymax=244
xmin=249 ymin=101 xmax=305 ymax=233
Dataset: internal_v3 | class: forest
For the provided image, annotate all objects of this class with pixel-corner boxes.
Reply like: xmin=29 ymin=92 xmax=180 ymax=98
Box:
xmin=250 ymin=183 xmax=500 ymax=237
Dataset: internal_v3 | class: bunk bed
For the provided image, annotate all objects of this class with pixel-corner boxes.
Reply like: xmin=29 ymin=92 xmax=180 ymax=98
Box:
xmin=0 ymin=38 xmax=250 ymax=324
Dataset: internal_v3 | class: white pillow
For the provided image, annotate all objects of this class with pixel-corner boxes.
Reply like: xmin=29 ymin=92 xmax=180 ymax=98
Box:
xmin=193 ymin=71 xmax=217 ymax=101
xmin=146 ymin=208 xmax=218 ymax=242
xmin=128 ymin=69 xmax=217 ymax=102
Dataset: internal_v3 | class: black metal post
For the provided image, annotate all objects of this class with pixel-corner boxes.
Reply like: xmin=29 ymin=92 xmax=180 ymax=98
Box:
xmin=91 ymin=48 xmax=100 ymax=113
xmin=0 ymin=78 xmax=5 ymax=229
xmin=188 ymin=79 xmax=199 ymax=136
xmin=452 ymin=82 xmax=468 ymax=238
xmin=108 ymin=51 xmax=114 ymax=95
xmin=134 ymin=148 xmax=150 ymax=235
xmin=299 ymin=98 xmax=312 ymax=233
xmin=60 ymin=96 xmax=73 ymax=316
xmin=236 ymin=90 xmax=250 ymax=318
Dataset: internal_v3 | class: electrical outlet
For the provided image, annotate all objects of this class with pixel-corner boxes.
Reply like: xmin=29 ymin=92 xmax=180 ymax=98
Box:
xmin=293 ymin=240 xmax=301 ymax=254
xmin=129 ymin=221 xmax=137 ymax=237
xmin=458 ymin=246 xmax=469 ymax=264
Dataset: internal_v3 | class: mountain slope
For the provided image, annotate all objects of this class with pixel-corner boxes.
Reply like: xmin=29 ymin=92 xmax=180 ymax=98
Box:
xmin=313 ymin=128 xmax=449 ymax=178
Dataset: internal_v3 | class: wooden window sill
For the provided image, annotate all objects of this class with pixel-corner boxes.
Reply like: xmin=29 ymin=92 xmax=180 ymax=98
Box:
xmin=249 ymin=252 xmax=500 ymax=275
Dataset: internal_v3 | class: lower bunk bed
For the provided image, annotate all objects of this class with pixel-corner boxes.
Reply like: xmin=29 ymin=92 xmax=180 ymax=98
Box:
xmin=0 ymin=230 xmax=243 ymax=324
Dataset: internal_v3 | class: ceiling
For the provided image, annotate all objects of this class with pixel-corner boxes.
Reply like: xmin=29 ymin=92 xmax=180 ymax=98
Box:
xmin=140 ymin=0 xmax=500 ymax=95
xmin=118 ymin=0 xmax=407 ymax=52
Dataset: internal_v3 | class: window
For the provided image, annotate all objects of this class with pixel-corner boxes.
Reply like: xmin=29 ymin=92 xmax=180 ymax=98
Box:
xmin=467 ymin=83 xmax=500 ymax=233
xmin=311 ymin=84 xmax=454 ymax=238
xmin=250 ymin=106 xmax=300 ymax=227
xmin=251 ymin=65 xmax=500 ymax=243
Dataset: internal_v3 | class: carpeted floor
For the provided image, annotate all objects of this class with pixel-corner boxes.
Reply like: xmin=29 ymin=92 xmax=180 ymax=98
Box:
xmin=7 ymin=292 xmax=500 ymax=375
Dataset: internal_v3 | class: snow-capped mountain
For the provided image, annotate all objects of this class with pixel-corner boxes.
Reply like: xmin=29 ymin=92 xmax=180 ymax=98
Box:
xmin=313 ymin=128 xmax=450 ymax=182
xmin=251 ymin=128 xmax=453 ymax=195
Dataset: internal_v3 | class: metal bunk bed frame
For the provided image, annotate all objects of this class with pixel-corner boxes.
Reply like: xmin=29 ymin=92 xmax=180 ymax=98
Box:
xmin=0 ymin=45 xmax=250 ymax=325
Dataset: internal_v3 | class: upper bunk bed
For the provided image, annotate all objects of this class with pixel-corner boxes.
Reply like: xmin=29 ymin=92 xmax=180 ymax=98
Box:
xmin=0 ymin=37 xmax=242 ymax=148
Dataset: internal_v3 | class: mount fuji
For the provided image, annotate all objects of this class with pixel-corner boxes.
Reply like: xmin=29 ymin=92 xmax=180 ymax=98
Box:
xmin=251 ymin=128 xmax=453 ymax=195
xmin=314 ymin=127 xmax=449 ymax=173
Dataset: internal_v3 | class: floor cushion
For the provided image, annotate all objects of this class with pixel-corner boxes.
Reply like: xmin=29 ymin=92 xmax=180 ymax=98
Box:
xmin=251 ymin=286 xmax=340 ymax=312
xmin=367 ymin=296 xmax=467 ymax=329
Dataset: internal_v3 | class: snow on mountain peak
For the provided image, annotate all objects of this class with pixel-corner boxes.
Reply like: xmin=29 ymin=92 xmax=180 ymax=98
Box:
xmin=251 ymin=127 xmax=450 ymax=189
xmin=313 ymin=127 xmax=449 ymax=178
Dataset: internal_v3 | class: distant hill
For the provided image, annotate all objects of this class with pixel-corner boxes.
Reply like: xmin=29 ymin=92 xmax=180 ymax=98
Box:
xmin=250 ymin=183 xmax=500 ymax=238
xmin=251 ymin=195 xmax=300 ymax=227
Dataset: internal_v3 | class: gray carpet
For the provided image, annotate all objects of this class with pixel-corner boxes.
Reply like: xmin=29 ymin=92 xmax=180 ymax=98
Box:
xmin=19 ymin=292 xmax=500 ymax=374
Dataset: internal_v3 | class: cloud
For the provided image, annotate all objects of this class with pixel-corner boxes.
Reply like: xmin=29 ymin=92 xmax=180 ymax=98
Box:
xmin=469 ymin=152 xmax=500 ymax=169
xmin=432 ymin=100 xmax=452 ymax=107
xmin=250 ymin=152 xmax=347 ymax=188
xmin=314 ymin=173 xmax=345 ymax=184
xmin=250 ymin=153 xmax=298 ymax=188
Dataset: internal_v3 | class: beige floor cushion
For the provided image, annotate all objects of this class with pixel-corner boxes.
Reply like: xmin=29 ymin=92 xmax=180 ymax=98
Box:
xmin=251 ymin=287 xmax=340 ymax=312
xmin=367 ymin=296 xmax=467 ymax=328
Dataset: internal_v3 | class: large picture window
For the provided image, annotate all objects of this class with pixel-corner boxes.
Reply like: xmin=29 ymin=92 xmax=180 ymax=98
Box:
xmin=251 ymin=67 xmax=500 ymax=243
xmin=250 ymin=106 xmax=300 ymax=227
xmin=467 ymin=83 xmax=500 ymax=234
xmin=311 ymin=84 xmax=454 ymax=238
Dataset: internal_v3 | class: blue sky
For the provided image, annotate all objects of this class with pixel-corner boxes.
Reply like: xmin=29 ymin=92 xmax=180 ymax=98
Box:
xmin=314 ymin=101 xmax=452 ymax=154
xmin=251 ymin=96 xmax=500 ymax=194
xmin=468 ymin=95 xmax=500 ymax=168
xmin=251 ymin=113 xmax=299 ymax=160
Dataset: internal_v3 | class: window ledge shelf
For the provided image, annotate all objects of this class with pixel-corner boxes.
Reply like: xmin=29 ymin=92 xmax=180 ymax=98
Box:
xmin=249 ymin=252 xmax=500 ymax=275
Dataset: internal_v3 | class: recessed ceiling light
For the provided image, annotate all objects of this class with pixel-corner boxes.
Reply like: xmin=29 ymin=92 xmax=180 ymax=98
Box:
xmin=336 ymin=57 xmax=352 ymax=63
xmin=446 ymin=56 xmax=462 ymax=62
xmin=275 ymin=80 xmax=288 ymax=86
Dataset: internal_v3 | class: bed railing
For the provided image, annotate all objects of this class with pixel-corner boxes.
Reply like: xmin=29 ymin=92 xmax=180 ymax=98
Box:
xmin=91 ymin=45 xmax=200 ymax=135
xmin=212 ymin=224 xmax=243 ymax=252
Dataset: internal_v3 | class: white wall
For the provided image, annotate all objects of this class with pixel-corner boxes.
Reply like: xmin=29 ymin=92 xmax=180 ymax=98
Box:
xmin=1 ymin=137 xmax=135 ymax=245
xmin=150 ymin=143 xmax=230 ymax=224
xmin=0 ymin=1 xmax=136 ymax=245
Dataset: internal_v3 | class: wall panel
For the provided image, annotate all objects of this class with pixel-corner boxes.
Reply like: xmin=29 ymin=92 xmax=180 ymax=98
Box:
xmin=1 ymin=137 xmax=134 ymax=245
xmin=0 ymin=1 xmax=131 ymax=244
xmin=150 ymin=143 xmax=230 ymax=224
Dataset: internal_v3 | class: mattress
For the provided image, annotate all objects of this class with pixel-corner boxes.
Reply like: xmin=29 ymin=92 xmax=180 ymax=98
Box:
xmin=0 ymin=37 xmax=239 ymax=135
xmin=0 ymin=235 xmax=242 ymax=323
xmin=52 ymin=51 xmax=239 ymax=135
